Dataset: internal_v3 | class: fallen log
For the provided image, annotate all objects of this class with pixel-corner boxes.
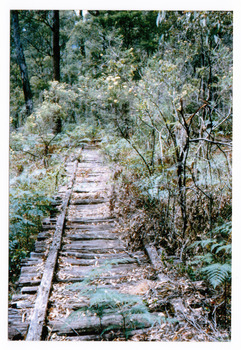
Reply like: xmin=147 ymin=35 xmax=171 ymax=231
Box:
xmin=49 ymin=313 xmax=156 ymax=336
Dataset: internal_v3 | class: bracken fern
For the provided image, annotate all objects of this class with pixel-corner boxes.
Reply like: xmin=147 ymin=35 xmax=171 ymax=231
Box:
xmin=200 ymin=263 xmax=231 ymax=289
xmin=189 ymin=222 xmax=231 ymax=289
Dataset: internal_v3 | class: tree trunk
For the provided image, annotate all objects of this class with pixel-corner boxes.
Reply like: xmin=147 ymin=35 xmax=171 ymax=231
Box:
xmin=52 ymin=10 xmax=60 ymax=81
xmin=11 ymin=10 xmax=33 ymax=117
xmin=52 ymin=10 xmax=62 ymax=133
xmin=176 ymin=159 xmax=187 ymax=239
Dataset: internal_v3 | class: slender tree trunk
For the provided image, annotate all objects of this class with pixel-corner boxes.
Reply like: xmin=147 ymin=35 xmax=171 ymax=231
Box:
xmin=176 ymin=159 xmax=187 ymax=238
xmin=52 ymin=10 xmax=62 ymax=133
xmin=52 ymin=10 xmax=60 ymax=81
xmin=11 ymin=10 xmax=33 ymax=117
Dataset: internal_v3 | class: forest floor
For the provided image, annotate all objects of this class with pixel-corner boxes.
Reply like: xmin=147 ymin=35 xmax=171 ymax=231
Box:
xmin=8 ymin=144 xmax=231 ymax=342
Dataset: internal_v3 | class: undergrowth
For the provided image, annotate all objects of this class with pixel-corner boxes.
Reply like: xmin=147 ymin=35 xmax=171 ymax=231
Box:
xmin=101 ymin=133 xmax=232 ymax=332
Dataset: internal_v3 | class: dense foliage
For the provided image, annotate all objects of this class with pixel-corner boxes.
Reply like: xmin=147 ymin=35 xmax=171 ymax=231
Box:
xmin=10 ymin=10 xmax=232 ymax=331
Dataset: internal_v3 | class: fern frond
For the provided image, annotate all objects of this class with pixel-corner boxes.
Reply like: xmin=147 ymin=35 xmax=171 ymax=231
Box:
xmin=216 ymin=244 xmax=232 ymax=254
xmin=212 ymin=222 xmax=232 ymax=237
xmin=189 ymin=239 xmax=216 ymax=249
xmin=211 ymin=242 xmax=222 ymax=252
xmin=190 ymin=253 xmax=214 ymax=265
xmin=201 ymin=263 xmax=231 ymax=288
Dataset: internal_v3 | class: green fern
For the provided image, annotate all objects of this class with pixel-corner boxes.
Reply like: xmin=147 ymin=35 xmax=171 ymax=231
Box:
xmin=66 ymin=262 xmax=165 ymax=339
xmin=216 ymin=244 xmax=232 ymax=254
xmin=189 ymin=239 xmax=216 ymax=250
xmin=200 ymin=263 xmax=231 ymax=289
xmin=211 ymin=221 xmax=232 ymax=238
xmin=189 ymin=226 xmax=232 ymax=289
xmin=211 ymin=241 xmax=232 ymax=255
xmin=190 ymin=253 xmax=213 ymax=265
xmin=66 ymin=287 xmax=161 ymax=340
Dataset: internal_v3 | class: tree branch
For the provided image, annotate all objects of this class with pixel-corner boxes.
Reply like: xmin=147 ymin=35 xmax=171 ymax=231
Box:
xmin=185 ymin=102 xmax=209 ymax=126
xmin=187 ymin=166 xmax=212 ymax=200
xmin=189 ymin=138 xmax=232 ymax=147
xmin=213 ymin=112 xmax=232 ymax=130
xmin=115 ymin=118 xmax=153 ymax=176
xmin=22 ymin=150 xmax=39 ymax=158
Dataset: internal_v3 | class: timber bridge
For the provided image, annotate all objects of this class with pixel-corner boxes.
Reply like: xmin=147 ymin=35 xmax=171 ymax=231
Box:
xmin=8 ymin=142 xmax=218 ymax=341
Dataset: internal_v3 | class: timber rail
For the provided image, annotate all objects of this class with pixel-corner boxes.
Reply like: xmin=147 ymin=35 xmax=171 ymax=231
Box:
xmin=9 ymin=142 xmax=168 ymax=341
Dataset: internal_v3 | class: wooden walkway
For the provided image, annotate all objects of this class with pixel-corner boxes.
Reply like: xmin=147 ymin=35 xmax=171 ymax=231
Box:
xmin=8 ymin=142 xmax=229 ymax=342
xmin=8 ymin=144 xmax=160 ymax=341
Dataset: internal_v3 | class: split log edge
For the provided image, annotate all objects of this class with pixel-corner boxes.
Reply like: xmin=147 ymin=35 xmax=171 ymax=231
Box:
xmin=26 ymin=160 xmax=78 ymax=341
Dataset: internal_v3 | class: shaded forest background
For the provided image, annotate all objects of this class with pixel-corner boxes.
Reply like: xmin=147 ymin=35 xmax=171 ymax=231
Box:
xmin=9 ymin=10 xmax=232 ymax=332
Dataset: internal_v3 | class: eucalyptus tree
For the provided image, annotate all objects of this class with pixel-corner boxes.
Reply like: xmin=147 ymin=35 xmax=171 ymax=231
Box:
xmin=11 ymin=10 xmax=33 ymax=118
xmin=10 ymin=10 xmax=77 ymax=127
xmin=52 ymin=10 xmax=60 ymax=81
xmin=100 ymin=11 xmax=232 ymax=245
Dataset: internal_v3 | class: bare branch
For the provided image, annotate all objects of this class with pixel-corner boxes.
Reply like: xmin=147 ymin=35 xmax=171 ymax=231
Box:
xmin=185 ymin=102 xmax=209 ymax=126
xmin=189 ymin=138 xmax=232 ymax=147
xmin=213 ymin=112 xmax=232 ymax=130
xmin=187 ymin=166 xmax=212 ymax=200
xmin=114 ymin=118 xmax=153 ymax=176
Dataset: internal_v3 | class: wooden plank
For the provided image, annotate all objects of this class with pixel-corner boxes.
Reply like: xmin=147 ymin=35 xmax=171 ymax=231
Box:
xmin=62 ymin=239 xmax=123 ymax=249
xmin=18 ymin=276 xmax=41 ymax=287
xmin=59 ymin=251 xmax=146 ymax=260
xmin=65 ymin=223 xmax=115 ymax=230
xmin=73 ymin=188 xmax=109 ymax=194
xmin=65 ymin=232 xmax=119 ymax=240
xmin=26 ymin=160 xmax=78 ymax=341
xmin=57 ymin=264 xmax=141 ymax=281
xmin=71 ymin=199 xmax=108 ymax=205
xmin=61 ymin=247 xmax=125 ymax=254
xmin=34 ymin=241 xmax=48 ymax=252
xmin=21 ymin=258 xmax=42 ymax=266
xmin=62 ymin=328 xmax=152 ymax=341
xmin=10 ymin=299 xmax=35 ymax=309
xmin=49 ymin=313 xmax=152 ymax=336
xmin=67 ymin=217 xmax=114 ymax=224
xmin=11 ymin=293 xmax=36 ymax=302
xmin=21 ymin=286 xmax=39 ymax=294
xmin=143 ymin=239 xmax=169 ymax=283
xmin=37 ymin=232 xmax=51 ymax=241
xmin=30 ymin=252 xmax=46 ymax=258
xmin=56 ymin=273 xmax=136 ymax=284
xmin=59 ymin=256 xmax=137 ymax=266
